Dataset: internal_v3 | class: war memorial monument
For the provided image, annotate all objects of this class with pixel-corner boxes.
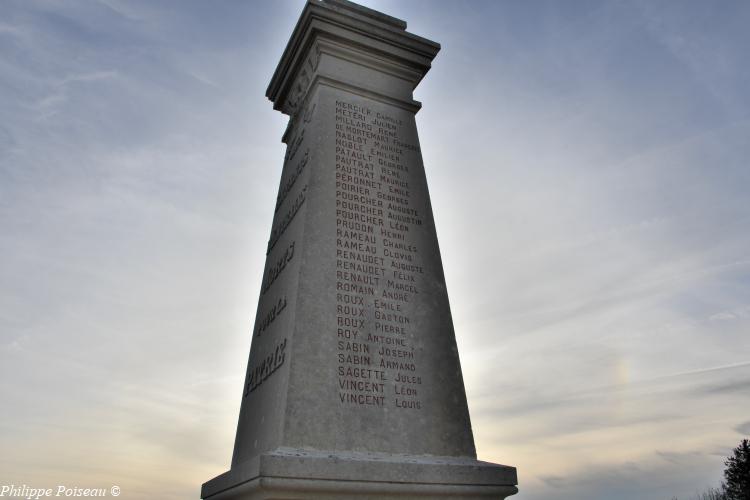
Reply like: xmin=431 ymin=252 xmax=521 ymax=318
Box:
xmin=201 ymin=0 xmax=518 ymax=498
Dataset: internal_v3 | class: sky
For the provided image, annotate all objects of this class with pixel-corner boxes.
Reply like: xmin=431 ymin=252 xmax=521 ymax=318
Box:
xmin=1 ymin=1 xmax=749 ymax=499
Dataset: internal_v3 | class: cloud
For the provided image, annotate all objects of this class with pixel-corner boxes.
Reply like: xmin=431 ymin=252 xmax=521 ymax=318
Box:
xmin=711 ymin=311 xmax=738 ymax=321
xmin=528 ymin=453 xmax=724 ymax=500
xmin=694 ymin=379 xmax=750 ymax=397
xmin=58 ymin=69 xmax=118 ymax=85
xmin=710 ymin=305 xmax=750 ymax=322
xmin=735 ymin=421 xmax=750 ymax=436
xmin=656 ymin=450 xmax=703 ymax=465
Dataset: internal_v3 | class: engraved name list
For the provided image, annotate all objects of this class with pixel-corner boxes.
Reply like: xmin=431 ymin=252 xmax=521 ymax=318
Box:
xmin=334 ymin=99 xmax=425 ymax=411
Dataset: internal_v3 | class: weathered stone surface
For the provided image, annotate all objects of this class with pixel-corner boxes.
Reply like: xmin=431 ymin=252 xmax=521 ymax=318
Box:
xmin=202 ymin=0 xmax=517 ymax=498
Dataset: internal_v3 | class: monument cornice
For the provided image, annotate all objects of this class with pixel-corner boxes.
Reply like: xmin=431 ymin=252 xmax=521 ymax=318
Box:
xmin=267 ymin=0 xmax=440 ymax=117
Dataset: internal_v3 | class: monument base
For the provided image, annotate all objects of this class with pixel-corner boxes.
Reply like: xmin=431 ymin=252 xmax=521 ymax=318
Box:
xmin=202 ymin=448 xmax=518 ymax=500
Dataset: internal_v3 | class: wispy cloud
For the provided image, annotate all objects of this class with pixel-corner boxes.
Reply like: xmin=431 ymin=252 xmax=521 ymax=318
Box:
xmin=735 ymin=421 xmax=750 ymax=436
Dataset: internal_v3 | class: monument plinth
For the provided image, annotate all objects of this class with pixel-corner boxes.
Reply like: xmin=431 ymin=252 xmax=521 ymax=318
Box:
xmin=202 ymin=1 xmax=518 ymax=498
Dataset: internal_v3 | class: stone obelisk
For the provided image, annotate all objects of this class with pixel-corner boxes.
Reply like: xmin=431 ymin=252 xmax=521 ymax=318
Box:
xmin=201 ymin=1 xmax=518 ymax=498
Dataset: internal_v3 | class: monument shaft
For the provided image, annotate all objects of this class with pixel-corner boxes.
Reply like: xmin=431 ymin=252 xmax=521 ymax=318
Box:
xmin=202 ymin=1 xmax=517 ymax=498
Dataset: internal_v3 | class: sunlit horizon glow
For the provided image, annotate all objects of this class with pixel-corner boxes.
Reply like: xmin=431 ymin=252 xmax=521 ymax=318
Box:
xmin=1 ymin=1 xmax=749 ymax=499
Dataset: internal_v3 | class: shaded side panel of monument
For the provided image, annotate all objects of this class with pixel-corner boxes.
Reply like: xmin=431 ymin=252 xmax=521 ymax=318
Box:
xmin=230 ymin=102 xmax=316 ymax=467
